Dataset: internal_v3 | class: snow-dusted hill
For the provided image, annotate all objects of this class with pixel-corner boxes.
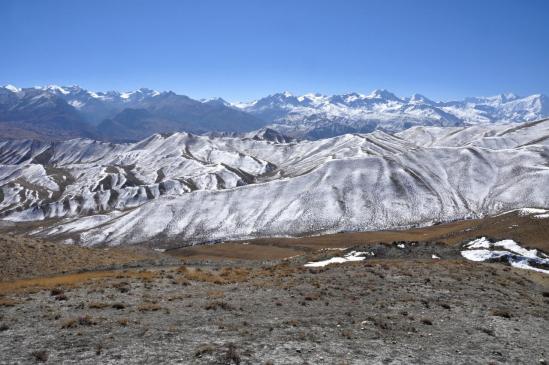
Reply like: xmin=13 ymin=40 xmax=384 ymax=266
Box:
xmin=235 ymin=90 xmax=549 ymax=138
xmin=0 ymin=118 xmax=548 ymax=247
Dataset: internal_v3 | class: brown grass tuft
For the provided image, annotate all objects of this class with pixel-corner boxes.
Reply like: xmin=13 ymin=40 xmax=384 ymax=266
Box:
xmin=204 ymin=301 xmax=234 ymax=311
xmin=138 ymin=303 xmax=162 ymax=312
xmin=0 ymin=298 xmax=18 ymax=307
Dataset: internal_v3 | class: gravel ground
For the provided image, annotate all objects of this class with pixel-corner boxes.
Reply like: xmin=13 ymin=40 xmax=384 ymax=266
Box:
xmin=0 ymin=243 xmax=548 ymax=364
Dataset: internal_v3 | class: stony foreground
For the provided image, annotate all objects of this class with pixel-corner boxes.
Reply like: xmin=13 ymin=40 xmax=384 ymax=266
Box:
xmin=1 ymin=246 xmax=548 ymax=364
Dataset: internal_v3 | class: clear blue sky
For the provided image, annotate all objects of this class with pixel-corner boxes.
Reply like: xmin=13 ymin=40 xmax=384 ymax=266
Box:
xmin=1 ymin=0 xmax=548 ymax=101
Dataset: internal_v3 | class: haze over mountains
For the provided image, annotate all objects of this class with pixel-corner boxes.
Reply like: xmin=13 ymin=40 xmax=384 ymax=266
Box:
xmin=0 ymin=118 xmax=548 ymax=246
xmin=1 ymin=85 xmax=547 ymax=141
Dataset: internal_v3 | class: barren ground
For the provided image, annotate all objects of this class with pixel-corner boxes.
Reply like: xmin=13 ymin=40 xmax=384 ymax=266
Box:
xmin=0 ymin=214 xmax=548 ymax=364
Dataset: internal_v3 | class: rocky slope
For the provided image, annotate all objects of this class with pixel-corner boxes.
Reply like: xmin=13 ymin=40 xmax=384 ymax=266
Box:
xmin=0 ymin=119 xmax=548 ymax=246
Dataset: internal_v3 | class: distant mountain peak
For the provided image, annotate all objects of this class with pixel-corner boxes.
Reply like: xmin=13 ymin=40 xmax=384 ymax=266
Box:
xmin=3 ymin=84 xmax=21 ymax=93
xmin=201 ymin=97 xmax=231 ymax=107
xmin=409 ymin=93 xmax=435 ymax=105
xmin=366 ymin=89 xmax=401 ymax=101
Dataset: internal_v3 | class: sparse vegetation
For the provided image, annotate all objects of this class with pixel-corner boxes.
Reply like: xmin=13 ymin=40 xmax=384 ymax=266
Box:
xmin=490 ymin=309 xmax=512 ymax=319
xmin=31 ymin=350 xmax=48 ymax=362
xmin=0 ymin=298 xmax=18 ymax=307
xmin=222 ymin=343 xmax=241 ymax=365
xmin=194 ymin=344 xmax=215 ymax=358
xmin=205 ymin=301 xmax=234 ymax=311
xmin=138 ymin=303 xmax=162 ymax=312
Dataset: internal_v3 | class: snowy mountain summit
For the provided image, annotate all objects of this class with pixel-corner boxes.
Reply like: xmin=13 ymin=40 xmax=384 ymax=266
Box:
xmin=234 ymin=90 xmax=549 ymax=139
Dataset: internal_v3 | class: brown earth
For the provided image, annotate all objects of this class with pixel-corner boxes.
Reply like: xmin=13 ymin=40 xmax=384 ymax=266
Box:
xmin=0 ymin=234 xmax=180 ymax=282
xmin=170 ymin=211 xmax=549 ymax=261
xmin=0 ymin=254 xmax=547 ymax=364
xmin=0 ymin=212 xmax=548 ymax=364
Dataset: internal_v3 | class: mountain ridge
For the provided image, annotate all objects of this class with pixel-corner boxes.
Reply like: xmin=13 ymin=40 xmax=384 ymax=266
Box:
xmin=1 ymin=84 xmax=547 ymax=142
xmin=235 ymin=90 xmax=549 ymax=138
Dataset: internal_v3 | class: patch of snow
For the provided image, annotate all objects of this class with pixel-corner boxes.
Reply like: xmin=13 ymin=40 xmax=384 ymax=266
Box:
xmin=4 ymin=84 xmax=21 ymax=93
xmin=517 ymin=208 xmax=549 ymax=216
xmin=304 ymin=251 xmax=367 ymax=267
xmin=397 ymin=243 xmax=405 ymax=249
xmin=432 ymin=254 xmax=440 ymax=259
xmin=464 ymin=237 xmax=539 ymax=258
xmin=461 ymin=237 xmax=549 ymax=274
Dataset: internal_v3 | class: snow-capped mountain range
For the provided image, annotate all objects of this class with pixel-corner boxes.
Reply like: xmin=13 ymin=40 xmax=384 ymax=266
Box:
xmin=234 ymin=90 xmax=549 ymax=139
xmin=0 ymin=84 xmax=264 ymax=141
xmin=0 ymin=118 xmax=548 ymax=247
xmin=0 ymin=84 xmax=547 ymax=141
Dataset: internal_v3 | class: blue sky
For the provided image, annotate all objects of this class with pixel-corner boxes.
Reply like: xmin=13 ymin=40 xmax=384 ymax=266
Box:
xmin=1 ymin=0 xmax=548 ymax=101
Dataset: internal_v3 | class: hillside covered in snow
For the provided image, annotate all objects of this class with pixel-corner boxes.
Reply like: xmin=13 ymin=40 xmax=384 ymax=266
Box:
xmin=0 ymin=118 xmax=548 ymax=247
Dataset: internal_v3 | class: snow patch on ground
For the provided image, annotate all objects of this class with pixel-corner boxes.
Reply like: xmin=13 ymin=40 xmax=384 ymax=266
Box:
xmin=461 ymin=237 xmax=549 ymax=274
xmin=304 ymin=251 xmax=368 ymax=267
xmin=517 ymin=208 xmax=549 ymax=216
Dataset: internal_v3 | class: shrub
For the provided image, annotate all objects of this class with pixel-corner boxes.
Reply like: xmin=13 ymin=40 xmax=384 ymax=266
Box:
xmin=111 ymin=303 xmax=126 ymax=310
xmin=0 ymin=298 xmax=18 ymax=307
xmin=223 ymin=343 xmax=241 ymax=365
xmin=138 ymin=303 xmax=161 ymax=312
xmin=89 ymin=302 xmax=109 ymax=309
xmin=31 ymin=350 xmax=48 ymax=362
xmin=490 ymin=309 xmax=512 ymax=319
xmin=194 ymin=344 xmax=215 ymax=358
xmin=205 ymin=301 xmax=234 ymax=311
xmin=477 ymin=327 xmax=495 ymax=336
xmin=50 ymin=288 xmax=64 ymax=296
xmin=78 ymin=315 xmax=96 ymax=326
xmin=61 ymin=318 xmax=78 ymax=329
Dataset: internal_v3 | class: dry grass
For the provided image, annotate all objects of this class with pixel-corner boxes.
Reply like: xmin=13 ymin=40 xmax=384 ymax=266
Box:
xmin=172 ymin=242 xmax=301 ymax=261
xmin=89 ymin=302 xmax=110 ymax=309
xmin=61 ymin=315 xmax=96 ymax=329
xmin=204 ymin=301 xmax=234 ymax=311
xmin=207 ymin=290 xmax=225 ymax=299
xmin=0 ymin=234 xmax=154 ymax=282
xmin=490 ymin=308 xmax=512 ymax=319
xmin=0 ymin=298 xmax=18 ymax=307
xmin=169 ymin=212 xmax=549 ymax=263
xmin=0 ymin=269 xmax=158 ymax=295
xmin=138 ymin=303 xmax=162 ymax=312
xmin=194 ymin=344 xmax=215 ymax=358
xmin=31 ymin=350 xmax=48 ymax=362
xmin=177 ymin=266 xmax=251 ymax=285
